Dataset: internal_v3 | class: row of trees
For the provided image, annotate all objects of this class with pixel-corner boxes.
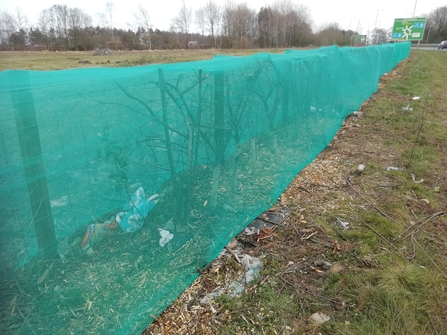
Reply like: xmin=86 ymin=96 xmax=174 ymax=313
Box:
xmin=171 ymin=0 xmax=313 ymax=49
xmin=425 ymin=6 xmax=447 ymax=43
xmin=1 ymin=1 xmax=446 ymax=51
xmin=0 ymin=0 xmax=327 ymax=51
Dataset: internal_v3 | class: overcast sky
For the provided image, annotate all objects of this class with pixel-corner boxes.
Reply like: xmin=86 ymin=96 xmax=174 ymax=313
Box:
xmin=0 ymin=0 xmax=445 ymax=34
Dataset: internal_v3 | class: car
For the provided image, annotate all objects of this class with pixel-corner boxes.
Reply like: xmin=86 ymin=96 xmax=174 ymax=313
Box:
xmin=438 ymin=41 xmax=447 ymax=50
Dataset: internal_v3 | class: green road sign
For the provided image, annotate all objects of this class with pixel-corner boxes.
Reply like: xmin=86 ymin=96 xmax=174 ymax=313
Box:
xmin=391 ymin=18 xmax=426 ymax=41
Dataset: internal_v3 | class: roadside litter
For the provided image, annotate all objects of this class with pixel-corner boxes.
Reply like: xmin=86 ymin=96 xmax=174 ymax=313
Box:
xmin=200 ymin=253 xmax=264 ymax=304
xmin=310 ymin=312 xmax=331 ymax=324
xmin=158 ymin=228 xmax=174 ymax=247
xmin=411 ymin=174 xmax=424 ymax=184
xmin=402 ymin=104 xmax=413 ymax=111
xmin=387 ymin=166 xmax=403 ymax=171
xmin=357 ymin=164 xmax=366 ymax=173
xmin=336 ymin=217 xmax=350 ymax=230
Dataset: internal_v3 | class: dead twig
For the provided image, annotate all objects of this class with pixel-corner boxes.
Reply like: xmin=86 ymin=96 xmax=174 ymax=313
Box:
xmin=412 ymin=236 xmax=447 ymax=280
xmin=360 ymin=219 xmax=409 ymax=260
xmin=398 ymin=212 xmax=444 ymax=239
xmin=16 ymin=305 xmax=37 ymax=335
xmin=308 ymin=182 xmax=334 ymax=189
xmin=256 ymin=213 xmax=288 ymax=226
xmin=297 ymin=186 xmax=310 ymax=193
xmin=225 ymin=247 xmax=240 ymax=264
xmin=407 ymin=233 xmax=417 ymax=260
xmin=301 ymin=231 xmax=317 ymax=240
xmin=310 ymin=238 xmax=333 ymax=248
xmin=347 ymin=178 xmax=399 ymax=225
xmin=406 ymin=97 xmax=429 ymax=168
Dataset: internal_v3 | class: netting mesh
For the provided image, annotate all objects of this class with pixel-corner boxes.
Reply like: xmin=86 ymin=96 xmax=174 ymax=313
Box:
xmin=0 ymin=43 xmax=410 ymax=334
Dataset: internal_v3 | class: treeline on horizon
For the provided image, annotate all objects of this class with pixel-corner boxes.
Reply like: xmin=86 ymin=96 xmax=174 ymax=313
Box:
xmin=0 ymin=1 xmax=446 ymax=51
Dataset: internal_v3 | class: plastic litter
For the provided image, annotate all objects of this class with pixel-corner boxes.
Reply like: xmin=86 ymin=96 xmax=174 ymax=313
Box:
xmin=158 ymin=228 xmax=174 ymax=247
xmin=200 ymin=289 xmax=225 ymax=305
xmin=241 ymin=254 xmax=263 ymax=283
xmin=402 ymin=104 xmax=413 ymax=111
xmin=310 ymin=312 xmax=331 ymax=324
xmin=387 ymin=166 xmax=403 ymax=171
xmin=50 ymin=195 xmax=69 ymax=208
xmin=226 ymin=238 xmax=238 ymax=250
xmin=315 ymin=260 xmax=333 ymax=270
xmin=200 ymin=254 xmax=263 ymax=304
xmin=336 ymin=217 xmax=350 ymax=230
xmin=244 ymin=226 xmax=257 ymax=235
xmin=117 ymin=188 xmax=159 ymax=233
xmin=411 ymin=174 xmax=424 ymax=184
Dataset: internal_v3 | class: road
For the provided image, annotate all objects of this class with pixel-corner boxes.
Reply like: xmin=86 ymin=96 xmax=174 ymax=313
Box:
xmin=410 ymin=43 xmax=447 ymax=51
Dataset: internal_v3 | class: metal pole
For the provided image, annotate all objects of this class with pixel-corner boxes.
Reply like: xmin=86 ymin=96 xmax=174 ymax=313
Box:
xmin=374 ymin=9 xmax=383 ymax=44
xmin=412 ymin=0 xmax=417 ymax=17
xmin=374 ymin=10 xmax=379 ymax=31
xmin=425 ymin=25 xmax=431 ymax=44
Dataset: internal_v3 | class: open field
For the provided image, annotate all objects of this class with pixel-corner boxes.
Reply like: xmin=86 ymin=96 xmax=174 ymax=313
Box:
xmin=1 ymin=49 xmax=446 ymax=334
xmin=0 ymin=48 xmax=290 ymax=71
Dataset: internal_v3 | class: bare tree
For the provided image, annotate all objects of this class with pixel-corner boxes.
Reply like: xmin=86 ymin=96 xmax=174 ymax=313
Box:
xmin=35 ymin=5 xmax=91 ymax=50
xmin=106 ymin=2 xmax=115 ymax=42
xmin=257 ymin=7 xmax=272 ymax=47
xmin=1 ymin=7 xmax=28 ymax=31
xmin=371 ymin=27 xmax=388 ymax=44
xmin=269 ymin=0 xmax=311 ymax=47
xmin=195 ymin=0 xmax=220 ymax=47
xmin=0 ymin=7 xmax=29 ymax=47
xmin=68 ymin=8 xmax=92 ymax=50
xmin=428 ymin=6 xmax=447 ymax=39
xmin=133 ymin=4 xmax=152 ymax=50
xmin=171 ymin=0 xmax=192 ymax=48
xmin=315 ymin=23 xmax=345 ymax=46
xmin=45 ymin=5 xmax=70 ymax=50
xmin=222 ymin=2 xmax=256 ymax=48
xmin=37 ymin=9 xmax=52 ymax=49
xmin=97 ymin=2 xmax=115 ymax=44
xmin=195 ymin=8 xmax=206 ymax=37
xmin=172 ymin=0 xmax=192 ymax=34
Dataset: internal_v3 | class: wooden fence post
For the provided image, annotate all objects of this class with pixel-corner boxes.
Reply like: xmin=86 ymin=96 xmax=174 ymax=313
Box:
xmin=9 ymin=71 xmax=57 ymax=259
xmin=211 ymin=71 xmax=225 ymax=209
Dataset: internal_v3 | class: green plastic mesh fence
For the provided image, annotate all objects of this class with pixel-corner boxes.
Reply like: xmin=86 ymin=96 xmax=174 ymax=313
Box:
xmin=0 ymin=43 xmax=410 ymax=334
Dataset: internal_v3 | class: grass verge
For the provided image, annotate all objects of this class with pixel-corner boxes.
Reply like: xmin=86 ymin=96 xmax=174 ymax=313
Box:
xmin=147 ymin=49 xmax=447 ymax=334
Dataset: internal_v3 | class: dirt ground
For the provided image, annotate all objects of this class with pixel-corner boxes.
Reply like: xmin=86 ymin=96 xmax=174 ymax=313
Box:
xmin=142 ymin=115 xmax=362 ymax=334
xmin=143 ymin=62 xmax=447 ymax=334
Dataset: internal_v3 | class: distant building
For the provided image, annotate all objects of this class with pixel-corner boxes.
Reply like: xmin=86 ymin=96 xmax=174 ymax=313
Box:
xmin=187 ymin=41 xmax=200 ymax=49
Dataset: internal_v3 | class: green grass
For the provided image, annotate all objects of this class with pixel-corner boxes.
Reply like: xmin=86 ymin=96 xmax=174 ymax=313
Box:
xmin=326 ymin=264 xmax=447 ymax=335
xmin=216 ymin=283 xmax=303 ymax=335
xmin=320 ymin=50 xmax=447 ymax=335
xmin=208 ymin=50 xmax=447 ymax=334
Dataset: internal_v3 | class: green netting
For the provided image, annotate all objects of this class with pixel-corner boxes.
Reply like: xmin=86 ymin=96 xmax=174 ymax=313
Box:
xmin=0 ymin=43 xmax=410 ymax=334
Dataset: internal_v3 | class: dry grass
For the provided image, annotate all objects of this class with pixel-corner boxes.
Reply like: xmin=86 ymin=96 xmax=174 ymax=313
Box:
xmin=0 ymin=48 xmax=291 ymax=71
